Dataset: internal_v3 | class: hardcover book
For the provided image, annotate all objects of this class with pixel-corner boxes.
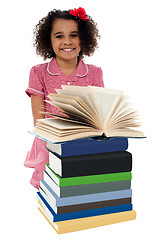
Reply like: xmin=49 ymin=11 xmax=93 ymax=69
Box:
xmin=39 ymin=179 xmax=132 ymax=207
xmin=45 ymin=165 xmax=132 ymax=187
xmin=37 ymin=191 xmax=132 ymax=222
xmin=39 ymin=188 xmax=132 ymax=214
xmin=46 ymin=137 xmax=128 ymax=156
xmin=38 ymin=204 xmax=136 ymax=234
xmin=48 ymin=150 xmax=132 ymax=178
xmin=42 ymin=172 xmax=131 ymax=197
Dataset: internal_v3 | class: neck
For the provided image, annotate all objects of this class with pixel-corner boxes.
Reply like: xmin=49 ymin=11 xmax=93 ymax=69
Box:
xmin=56 ymin=57 xmax=79 ymax=76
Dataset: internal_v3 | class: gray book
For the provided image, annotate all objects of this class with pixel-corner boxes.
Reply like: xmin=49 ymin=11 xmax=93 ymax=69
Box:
xmin=43 ymin=171 xmax=131 ymax=198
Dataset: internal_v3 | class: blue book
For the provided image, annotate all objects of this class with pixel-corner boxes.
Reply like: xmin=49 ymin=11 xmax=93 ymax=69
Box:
xmin=40 ymin=179 xmax=132 ymax=207
xmin=37 ymin=192 xmax=132 ymax=222
xmin=46 ymin=137 xmax=128 ymax=156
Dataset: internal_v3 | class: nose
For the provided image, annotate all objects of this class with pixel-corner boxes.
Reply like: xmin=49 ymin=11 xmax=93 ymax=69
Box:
xmin=63 ymin=37 xmax=72 ymax=46
xmin=63 ymin=41 xmax=72 ymax=45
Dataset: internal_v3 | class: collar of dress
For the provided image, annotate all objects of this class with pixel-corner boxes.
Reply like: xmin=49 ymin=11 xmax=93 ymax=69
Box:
xmin=47 ymin=58 xmax=88 ymax=78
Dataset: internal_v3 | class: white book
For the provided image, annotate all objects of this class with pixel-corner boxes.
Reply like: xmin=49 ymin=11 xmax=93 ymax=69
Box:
xmin=33 ymin=86 xmax=144 ymax=143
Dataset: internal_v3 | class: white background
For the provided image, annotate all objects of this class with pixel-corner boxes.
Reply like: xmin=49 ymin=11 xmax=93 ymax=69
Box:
xmin=1 ymin=0 xmax=160 ymax=239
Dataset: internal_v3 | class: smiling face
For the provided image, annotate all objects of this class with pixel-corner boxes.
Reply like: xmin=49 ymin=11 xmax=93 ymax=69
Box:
xmin=51 ymin=19 xmax=81 ymax=64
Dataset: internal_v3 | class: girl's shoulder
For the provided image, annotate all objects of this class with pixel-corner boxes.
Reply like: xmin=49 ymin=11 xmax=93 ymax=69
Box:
xmin=30 ymin=62 xmax=48 ymax=72
xmin=86 ymin=62 xmax=103 ymax=75
xmin=87 ymin=63 xmax=102 ymax=69
xmin=29 ymin=62 xmax=50 ymax=81
xmin=85 ymin=62 xmax=104 ymax=87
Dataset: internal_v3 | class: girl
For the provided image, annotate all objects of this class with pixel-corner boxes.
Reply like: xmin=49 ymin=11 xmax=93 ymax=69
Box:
xmin=24 ymin=7 xmax=105 ymax=189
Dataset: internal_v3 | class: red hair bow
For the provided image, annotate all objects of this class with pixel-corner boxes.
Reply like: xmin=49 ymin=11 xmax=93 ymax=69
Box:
xmin=69 ymin=7 xmax=89 ymax=21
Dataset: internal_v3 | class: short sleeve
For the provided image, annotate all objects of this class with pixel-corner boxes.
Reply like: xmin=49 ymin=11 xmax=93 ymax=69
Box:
xmin=25 ymin=66 xmax=45 ymax=98
xmin=92 ymin=67 xmax=105 ymax=87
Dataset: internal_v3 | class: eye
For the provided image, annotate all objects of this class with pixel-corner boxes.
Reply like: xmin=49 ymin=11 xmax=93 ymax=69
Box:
xmin=70 ymin=33 xmax=79 ymax=38
xmin=55 ymin=35 xmax=63 ymax=39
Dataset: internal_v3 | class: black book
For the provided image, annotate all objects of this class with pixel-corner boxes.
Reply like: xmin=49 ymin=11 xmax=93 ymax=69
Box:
xmin=48 ymin=150 xmax=132 ymax=178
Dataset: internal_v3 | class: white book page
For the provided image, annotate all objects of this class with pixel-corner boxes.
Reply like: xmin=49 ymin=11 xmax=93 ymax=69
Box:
xmin=36 ymin=126 xmax=94 ymax=136
xmin=36 ymin=118 xmax=90 ymax=130
xmin=34 ymin=127 xmax=101 ymax=143
xmin=106 ymin=128 xmax=145 ymax=138
xmin=60 ymin=86 xmax=101 ymax=115
xmin=49 ymin=101 xmax=95 ymax=126
xmin=57 ymin=86 xmax=103 ymax=129
xmin=47 ymin=95 xmax=95 ymax=120
xmin=107 ymin=96 xmax=132 ymax=124
xmin=109 ymin=96 xmax=129 ymax=120
xmin=57 ymin=86 xmax=97 ymax=114
xmin=89 ymin=86 xmax=123 ymax=126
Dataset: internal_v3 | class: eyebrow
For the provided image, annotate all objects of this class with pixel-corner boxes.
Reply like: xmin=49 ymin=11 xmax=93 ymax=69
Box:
xmin=70 ymin=31 xmax=79 ymax=34
xmin=53 ymin=31 xmax=79 ymax=36
xmin=54 ymin=32 xmax=63 ymax=36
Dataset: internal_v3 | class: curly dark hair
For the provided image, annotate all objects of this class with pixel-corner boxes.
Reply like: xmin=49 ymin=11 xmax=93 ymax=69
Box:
xmin=33 ymin=9 xmax=100 ymax=60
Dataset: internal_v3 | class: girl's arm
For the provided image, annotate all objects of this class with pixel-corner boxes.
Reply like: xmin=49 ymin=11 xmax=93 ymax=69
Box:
xmin=31 ymin=94 xmax=45 ymax=126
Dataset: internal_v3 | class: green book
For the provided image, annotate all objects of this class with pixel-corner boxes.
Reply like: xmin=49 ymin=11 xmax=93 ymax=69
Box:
xmin=45 ymin=164 xmax=132 ymax=187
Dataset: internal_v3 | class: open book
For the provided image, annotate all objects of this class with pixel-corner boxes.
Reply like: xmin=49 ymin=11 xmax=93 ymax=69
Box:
xmin=33 ymin=85 xmax=145 ymax=143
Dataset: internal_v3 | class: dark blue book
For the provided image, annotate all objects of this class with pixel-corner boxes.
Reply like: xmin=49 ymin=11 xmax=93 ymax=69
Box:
xmin=46 ymin=137 xmax=128 ymax=157
xmin=37 ymin=192 xmax=132 ymax=222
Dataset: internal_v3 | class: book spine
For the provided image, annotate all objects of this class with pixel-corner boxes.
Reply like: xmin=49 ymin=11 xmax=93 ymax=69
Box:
xmin=58 ymin=180 xmax=131 ymax=198
xmin=61 ymin=151 xmax=132 ymax=178
xmin=55 ymin=138 xmax=128 ymax=156
xmin=55 ymin=204 xmax=133 ymax=222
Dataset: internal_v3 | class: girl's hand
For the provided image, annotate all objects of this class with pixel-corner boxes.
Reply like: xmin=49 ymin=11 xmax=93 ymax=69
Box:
xmin=43 ymin=140 xmax=47 ymax=146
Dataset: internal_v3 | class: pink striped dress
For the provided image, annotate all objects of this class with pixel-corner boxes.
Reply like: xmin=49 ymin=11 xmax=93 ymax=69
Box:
xmin=24 ymin=58 xmax=104 ymax=189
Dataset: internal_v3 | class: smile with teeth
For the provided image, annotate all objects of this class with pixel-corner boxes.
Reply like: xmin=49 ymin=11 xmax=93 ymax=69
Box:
xmin=61 ymin=48 xmax=75 ymax=52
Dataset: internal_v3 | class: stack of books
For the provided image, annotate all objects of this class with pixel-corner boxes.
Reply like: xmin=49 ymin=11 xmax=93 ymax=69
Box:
xmin=37 ymin=137 xmax=136 ymax=234
xmin=31 ymin=86 xmax=144 ymax=233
